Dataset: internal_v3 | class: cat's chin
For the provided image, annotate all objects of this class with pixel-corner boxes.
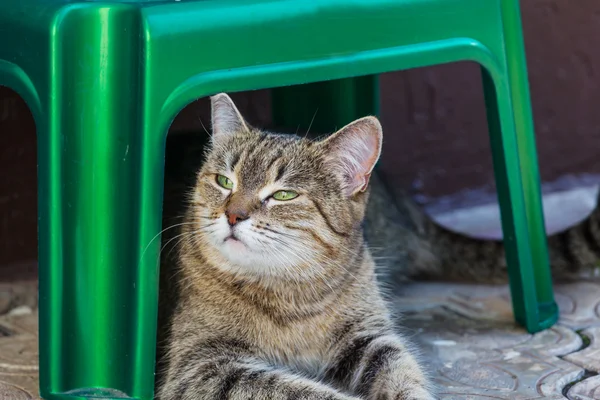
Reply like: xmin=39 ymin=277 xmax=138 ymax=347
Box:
xmin=212 ymin=242 xmax=298 ymax=281
xmin=215 ymin=240 xmax=269 ymax=274
xmin=206 ymin=225 xmax=314 ymax=280
xmin=223 ymin=235 xmax=247 ymax=251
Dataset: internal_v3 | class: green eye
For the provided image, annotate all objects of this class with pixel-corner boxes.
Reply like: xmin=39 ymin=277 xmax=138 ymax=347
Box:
xmin=216 ymin=174 xmax=234 ymax=189
xmin=272 ymin=190 xmax=299 ymax=201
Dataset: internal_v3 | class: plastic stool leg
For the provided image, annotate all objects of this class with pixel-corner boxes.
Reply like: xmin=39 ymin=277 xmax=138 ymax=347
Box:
xmin=38 ymin=5 xmax=160 ymax=399
xmin=481 ymin=66 xmax=558 ymax=334
xmin=501 ymin=0 xmax=558 ymax=330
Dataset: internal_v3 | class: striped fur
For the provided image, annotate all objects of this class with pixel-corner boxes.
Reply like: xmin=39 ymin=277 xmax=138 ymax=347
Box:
xmin=157 ymin=94 xmax=433 ymax=400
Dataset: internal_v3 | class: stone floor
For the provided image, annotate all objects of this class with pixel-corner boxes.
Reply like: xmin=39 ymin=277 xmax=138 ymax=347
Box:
xmin=397 ymin=281 xmax=600 ymax=399
xmin=0 ymin=281 xmax=38 ymax=399
xmin=1 ymin=185 xmax=600 ymax=399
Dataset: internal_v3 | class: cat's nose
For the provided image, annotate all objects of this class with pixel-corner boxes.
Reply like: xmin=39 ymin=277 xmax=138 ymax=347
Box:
xmin=226 ymin=209 xmax=249 ymax=226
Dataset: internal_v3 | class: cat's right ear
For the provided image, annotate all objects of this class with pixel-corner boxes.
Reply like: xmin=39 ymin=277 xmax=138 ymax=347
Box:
xmin=210 ymin=93 xmax=250 ymax=142
xmin=320 ymin=116 xmax=383 ymax=197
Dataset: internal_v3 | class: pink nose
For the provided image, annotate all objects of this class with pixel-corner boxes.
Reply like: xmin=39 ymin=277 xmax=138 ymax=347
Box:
xmin=226 ymin=210 xmax=249 ymax=226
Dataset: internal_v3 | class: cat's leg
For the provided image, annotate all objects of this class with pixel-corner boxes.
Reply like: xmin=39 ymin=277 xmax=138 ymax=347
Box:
xmin=327 ymin=331 xmax=434 ymax=400
xmin=158 ymin=345 xmax=361 ymax=400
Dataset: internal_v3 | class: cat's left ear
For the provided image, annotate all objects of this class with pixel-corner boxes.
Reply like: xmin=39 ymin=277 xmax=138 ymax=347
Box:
xmin=210 ymin=93 xmax=250 ymax=142
xmin=321 ymin=116 xmax=383 ymax=197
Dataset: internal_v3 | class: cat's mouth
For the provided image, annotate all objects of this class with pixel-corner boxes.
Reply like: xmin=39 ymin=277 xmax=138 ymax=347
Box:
xmin=223 ymin=233 xmax=247 ymax=252
xmin=224 ymin=233 xmax=242 ymax=244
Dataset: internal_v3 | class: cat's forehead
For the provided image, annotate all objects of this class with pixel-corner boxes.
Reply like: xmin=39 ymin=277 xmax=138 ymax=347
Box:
xmin=212 ymin=131 xmax=322 ymax=188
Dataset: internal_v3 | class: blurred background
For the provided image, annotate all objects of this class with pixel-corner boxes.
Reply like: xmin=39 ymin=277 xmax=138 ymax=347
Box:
xmin=2 ymin=0 xmax=600 ymax=281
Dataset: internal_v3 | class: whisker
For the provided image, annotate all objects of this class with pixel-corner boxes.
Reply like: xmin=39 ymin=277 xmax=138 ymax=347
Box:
xmin=304 ymin=108 xmax=319 ymax=139
xmin=138 ymin=222 xmax=198 ymax=264
xmin=197 ymin=113 xmax=211 ymax=137
xmin=160 ymin=230 xmax=199 ymax=257
xmin=165 ymin=231 xmax=201 ymax=259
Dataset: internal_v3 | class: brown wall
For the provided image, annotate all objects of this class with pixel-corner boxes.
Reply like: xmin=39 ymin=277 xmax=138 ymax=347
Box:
xmin=2 ymin=0 xmax=600 ymax=277
xmin=0 ymin=88 xmax=37 ymax=279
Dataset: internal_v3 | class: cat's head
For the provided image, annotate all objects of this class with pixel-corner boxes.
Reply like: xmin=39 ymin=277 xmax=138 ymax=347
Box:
xmin=189 ymin=93 xmax=382 ymax=280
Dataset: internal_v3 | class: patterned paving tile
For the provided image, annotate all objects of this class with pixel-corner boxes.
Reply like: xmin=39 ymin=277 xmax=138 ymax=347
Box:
xmin=564 ymin=327 xmax=600 ymax=374
xmin=393 ymin=281 xmax=600 ymax=399
xmin=0 ymin=381 xmax=36 ymax=400
xmin=567 ymin=375 xmax=600 ymax=400
xmin=401 ymin=308 xmax=584 ymax=399
xmin=0 ymin=283 xmax=39 ymax=400
xmin=555 ymin=283 xmax=600 ymax=330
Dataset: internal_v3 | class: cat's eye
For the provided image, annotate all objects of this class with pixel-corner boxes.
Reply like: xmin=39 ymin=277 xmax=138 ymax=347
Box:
xmin=272 ymin=190 xmax=299 ymax=201
xmin=216 ymin=174 xmax=234 ymax=190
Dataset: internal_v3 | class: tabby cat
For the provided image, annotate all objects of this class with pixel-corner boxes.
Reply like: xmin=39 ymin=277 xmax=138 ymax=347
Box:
xmin=157 ymin=94 xmax=434 ymax=400
xmin=160 ymin=105 xmax=600 ymax=287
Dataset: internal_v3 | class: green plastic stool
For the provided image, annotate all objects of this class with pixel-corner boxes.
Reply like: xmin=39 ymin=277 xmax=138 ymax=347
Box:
xmin=0 ymin=0 xmax=558 ymax=398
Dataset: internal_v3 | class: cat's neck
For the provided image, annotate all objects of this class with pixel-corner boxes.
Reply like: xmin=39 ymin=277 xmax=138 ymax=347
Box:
xmin=179 ymin=243 xmax=371 ymax=317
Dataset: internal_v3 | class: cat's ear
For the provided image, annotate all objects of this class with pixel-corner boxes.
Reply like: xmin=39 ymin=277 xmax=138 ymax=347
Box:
xmin=210 ymin=93 xmax=250 ymax=141
xmin=321 ymin=116 xmax=383 ymax=197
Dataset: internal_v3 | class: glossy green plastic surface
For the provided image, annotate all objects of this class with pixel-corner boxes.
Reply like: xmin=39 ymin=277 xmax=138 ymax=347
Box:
xmin=0 ymin=0 xmax=557 ymax=398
